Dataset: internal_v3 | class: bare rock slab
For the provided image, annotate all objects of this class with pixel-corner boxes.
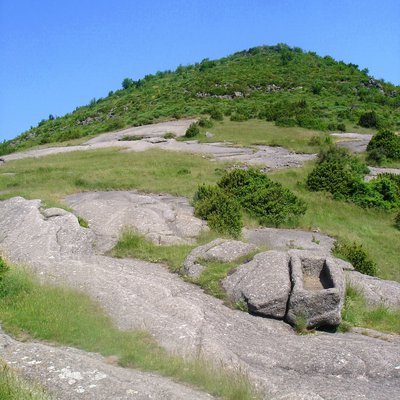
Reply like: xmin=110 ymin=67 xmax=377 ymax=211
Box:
xmin=345 ymin=270 xmax=400 ymax=308
xmin=286 ymin=252 xmax=345 ymax=328
xmin=65 ymin=191 xmax=208 ymax=251
xmin=222 ymin=251 xmax=291 ymax=319
xmin=183 ymin=239 xmax=256 ymax=278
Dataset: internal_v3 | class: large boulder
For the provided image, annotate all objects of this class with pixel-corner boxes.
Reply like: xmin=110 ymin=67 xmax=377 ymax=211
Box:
xmin=222 ymin=251 xmax=291 ymax=319
xmin=345 ymin=270 xmax=400 ymax=308
xmin=286 ymin=252 xmax=345 ymax=328
xmin=183 ymin=239 xmax=256 ymax=278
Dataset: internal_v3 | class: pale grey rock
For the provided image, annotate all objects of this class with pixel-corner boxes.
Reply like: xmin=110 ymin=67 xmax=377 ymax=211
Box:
xmin=205 ymin=131 xmax=214 ymax=138
xmin=222 ymin=251 xmax=291 ymax=318
xmin=286 ymin=252 xmax=346 ymax=328
xmin=0 ymin=328 xmax=214 ymax=400
xmin=65 ymin=191 xmax=208 ymax=251
xmin=345 ymin=270 xmax=400 ymax=308
xmin=364 ymin=166 xmax=400 ymax=182
xmin=41 ymin=207 xmax=69 ymax=218
xmin=244 ymin=227 xmax=334 ymax=254
xmin=331 ymin=132 xmax=372 ymax=153
xmin=0 ymin=197 xmax=400 ymax=400
xmin=145 ymin=137 xmax=168 ymax=143
xmin=183 ymin=239 xmax=255 ymax=278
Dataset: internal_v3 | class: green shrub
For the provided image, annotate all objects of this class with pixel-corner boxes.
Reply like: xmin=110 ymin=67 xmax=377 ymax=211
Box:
xmin=193 ymin=185 xmax=243 ymax=237
xmin=209 ymin=108 xmax=224 ymax=121
xmin=337 ymin=123 xmax=346 ymax=132
xmin=0 ymin=257 xmax=9 ymax=283
xmin=185 ymin=123 xmax=200 ymax=138
xmin=395 ymin=212 xmax=400 ymax=230
xmin=198 ymin=118 xmax=213 ymax=128
xmin=333 ymin=240 xmax=377 ymax=276
xmin=218 ymin=168 xmax=307 ymax=227
xmin=230 ymin=113 xmax=248 ymax=122
xmin=367 ymin=129 xmax=400 ymax=162
xmin=359 ymin=111 xmax=378 ymax=128
xmin=163 ymin=132 xmax=176 ymax=139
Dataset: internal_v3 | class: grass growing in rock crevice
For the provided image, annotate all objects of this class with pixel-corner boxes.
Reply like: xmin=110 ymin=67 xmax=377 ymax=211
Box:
xmin=111 ymin=230 xmax=219 ymax=272
xmin=340 ymin=286 xmax=400 ymax=334
xmin=0 ymin=360 xmax=49 ymax=400
xmin=0 ymin=267 xmax=259 ymax=400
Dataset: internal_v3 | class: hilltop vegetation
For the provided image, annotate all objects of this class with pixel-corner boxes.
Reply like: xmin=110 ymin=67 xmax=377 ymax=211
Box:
xmin=1 ymin=43 xmax=399 ymax=155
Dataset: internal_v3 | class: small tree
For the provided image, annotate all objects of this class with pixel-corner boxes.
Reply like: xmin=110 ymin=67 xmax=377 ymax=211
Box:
xmin=122 ymin=78 xmax=135 ymax=90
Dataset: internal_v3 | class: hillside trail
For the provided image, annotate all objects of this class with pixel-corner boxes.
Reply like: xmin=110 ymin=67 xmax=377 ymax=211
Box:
xmin=0 ymin=196 xmax=399 ymax=400
xmin=1 ymin=119 xmax=315 ymax=170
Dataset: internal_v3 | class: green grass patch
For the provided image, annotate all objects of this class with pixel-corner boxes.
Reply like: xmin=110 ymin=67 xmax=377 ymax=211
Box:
xmin=191 ymin=252 xmax=259 ymax=303
xmin=340 ymin=286 xmax=400 ymax=334
xmin=0 ymin=267 xmax=259 ymax=400
xmin=0 ymin=360 xmax=49 ymax=400
xmin=111 ymin=230 xmax=197 ymax=272
xmin=195 ymin=119 xmax=327 ymax=153
xmin=270 ymin=162 xmax=400 ymax=281
xmin=0 ymin=148 xmax=228 ymax=208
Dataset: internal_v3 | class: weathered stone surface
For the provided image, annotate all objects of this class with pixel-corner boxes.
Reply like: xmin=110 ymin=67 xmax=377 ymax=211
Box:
xmin=345 ymin=270 xmax=400 ymax=308
xmin=0 ymin=329 xmax=214 ymax=400
xmin=243 ymin=227 xmax=334 ymax=254
xmin=286 ymin=252 xmax=346 ymax=328
xmin=1 ymin=197 xmax=400 ymax=400
xmin=183 ymin=239 xmax=256 ymax=278
xmin=222 ymin=251 xmax=291 ymax=318
xmin=65 ymin=191 xmax=208 ymax=251
xmin=331 ymin=132 xmax=372 ymax=153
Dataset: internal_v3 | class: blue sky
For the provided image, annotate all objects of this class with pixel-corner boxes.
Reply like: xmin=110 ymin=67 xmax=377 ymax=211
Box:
xmin=1 ymin=0 xmax=399 ymax=141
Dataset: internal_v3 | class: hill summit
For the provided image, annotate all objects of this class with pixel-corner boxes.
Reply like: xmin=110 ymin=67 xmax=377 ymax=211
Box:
xmin=1 ymin=43 xmax=399 ymax=155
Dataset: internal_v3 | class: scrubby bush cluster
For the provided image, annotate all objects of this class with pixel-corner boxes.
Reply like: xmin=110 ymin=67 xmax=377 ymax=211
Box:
xmin=185 ymin=122 xmax=200 ymax=138
xmin=366 ymin=129 xmax=400 ymax=165
xmin=333 ymin=240 xmax=377 ymax=276
xmin=193 ymin=168 xmax=307 ymax=237
xmin=307 ymin=146 xmax=400 ymax=209
xmin=193 ymin=185 xmax=243 ymax=237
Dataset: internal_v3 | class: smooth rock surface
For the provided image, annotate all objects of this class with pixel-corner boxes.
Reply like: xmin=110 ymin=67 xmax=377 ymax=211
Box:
xmin=286 ymin=252 xmax=346 ymax=328
xmin=183 ymin=239 xmax=256 ymax=278
xmin=0 ymin=197 xmax=400 ymax=400
xmin=345 ymin=270 xmax=400 ymax=308
xmin=244 ymin=227 xmax=334 ymax=254
xmin=222 ymin=251 xmax=291 ymax=319
xmin=65 ymin=191 xmax=207 ymax=251
xmin=0 ymin=329 xmax=214 ymax=400
xmin=331 ymin=132 xmax=372 ymax=153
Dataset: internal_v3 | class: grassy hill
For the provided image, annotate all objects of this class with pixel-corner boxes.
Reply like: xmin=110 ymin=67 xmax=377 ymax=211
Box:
xmin=1 ymin=43 xmax=399 ymax=155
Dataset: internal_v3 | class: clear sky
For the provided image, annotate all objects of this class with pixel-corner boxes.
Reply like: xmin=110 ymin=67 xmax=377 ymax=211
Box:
xmin=0 ymin=0 xmax=399 ymax=141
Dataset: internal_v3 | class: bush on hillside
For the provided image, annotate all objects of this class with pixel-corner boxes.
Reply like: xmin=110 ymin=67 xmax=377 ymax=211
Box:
xmin=185 ymin=123 xmax=200 ymax=138
xmin=333 ymin=240 xmax=377 ymax=276
xmin=193 ymin=185 xmax=243 ymax=238
xmin=307 ymin=146 xmax=400 ymax=209
xmin=218 ymin=168 xmax=307 ymax=227
xmin=395 ymin=212 xmax=400 ymax=230
xmin=198 ymin=117 xmax=213 ymax=128
xmin=359 ymin=111 xmax=378 ymax=128
xmin=366 ymin=129 xmax=400 ymax=163
xmin=209 ymin=108 xmax=224 ymax=121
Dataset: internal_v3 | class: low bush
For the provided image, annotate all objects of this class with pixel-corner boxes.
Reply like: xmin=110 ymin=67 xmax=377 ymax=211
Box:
xmin=185 ymin=123 xmax=200 ymax=138
xmin=194 ymin=169 xmax=306 ymax=234
xmin=230 ymin=113 xmax=248 ymax=122
xmin=395 ymin=212 xmax=400 ymax=230
xmin=366 ymin=129 xmax=400 ymax=163
xmin=198 ymin=118 xmax=213 ymax=128
xmin=193 ymin=185 xmax=243 ymax=238
xmin=333 ymin=240 xmax=377 ymax=276
xmin=218 ymin=168 xmax=307 ymax=227
xmin=209 ymin=108 xmax=224 ymax=121
xmin=359 ymin=111 xmax=378 ymax=128
xmin=307 ymin=146 xmax=400 ymax=209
